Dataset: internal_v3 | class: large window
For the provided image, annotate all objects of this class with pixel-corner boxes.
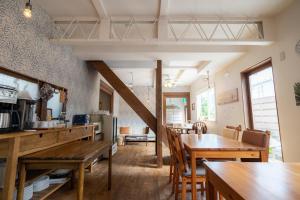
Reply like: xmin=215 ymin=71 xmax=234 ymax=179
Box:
xmin=196 ymin=88 xmax=216 ymax=121
xmin=242 ymin=60 xmax=283 ymax=162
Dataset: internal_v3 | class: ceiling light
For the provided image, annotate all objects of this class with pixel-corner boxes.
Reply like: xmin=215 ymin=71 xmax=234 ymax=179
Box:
xmin=23 ymin=0 xmax=32 ymax=18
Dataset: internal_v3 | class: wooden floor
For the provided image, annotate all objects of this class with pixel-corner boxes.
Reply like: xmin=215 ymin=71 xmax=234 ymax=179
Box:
xmin=50 ymin=143 xmax=205 ymax=200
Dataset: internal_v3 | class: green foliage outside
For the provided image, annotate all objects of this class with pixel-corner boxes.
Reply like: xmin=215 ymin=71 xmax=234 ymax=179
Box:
xmin=294 ymin=82 xmax=300 ymax=106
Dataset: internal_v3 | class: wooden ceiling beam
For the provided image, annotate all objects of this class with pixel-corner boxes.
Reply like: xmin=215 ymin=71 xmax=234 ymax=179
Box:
xmin=88 ymin=61 xmax=157 ymax=133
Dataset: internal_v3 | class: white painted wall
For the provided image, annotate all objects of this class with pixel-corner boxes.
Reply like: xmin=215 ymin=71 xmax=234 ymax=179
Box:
xmin=118 ymin=86 xmax=156 ymax=135
xmin=212 ymin=1 xmax=300 ymax=162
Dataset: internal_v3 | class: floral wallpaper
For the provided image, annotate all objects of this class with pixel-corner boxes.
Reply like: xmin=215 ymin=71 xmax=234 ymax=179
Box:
xmin=0 ymin=0 xmax=100 ymax=119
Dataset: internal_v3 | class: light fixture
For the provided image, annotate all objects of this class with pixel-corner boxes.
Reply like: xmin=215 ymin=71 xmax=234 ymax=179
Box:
xmin=23 ymin=0 xmax=32 ymax=18
xmin=128 ymin=72 xmax=134 ymax=92
xmin=206 ymin=71 xmax=210 ymax=89
xmin=146 ymin=86 xmax=150 ymax=103
xmin=164 ymin=77 xmax=176 ymax=88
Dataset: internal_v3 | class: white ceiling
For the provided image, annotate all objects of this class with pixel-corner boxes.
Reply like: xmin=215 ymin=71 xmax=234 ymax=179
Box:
xmin=37 ymin=0 xmax=293 ymax=18
xmin=36 ymin=0 xmax=293 ymax=87
xmin=105 ymin=51 xmax=242 ymax=87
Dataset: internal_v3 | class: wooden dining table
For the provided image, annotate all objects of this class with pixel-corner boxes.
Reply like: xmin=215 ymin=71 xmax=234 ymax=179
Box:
xmin=181 ymin=134 xmax=267 ymax=200
xmin=204 ymin=162 xmax=300 ymax=200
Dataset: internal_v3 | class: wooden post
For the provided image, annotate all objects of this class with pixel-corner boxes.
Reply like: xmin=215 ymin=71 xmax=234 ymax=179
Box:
xmin=156 ymin=60 xmax=163 ymax=168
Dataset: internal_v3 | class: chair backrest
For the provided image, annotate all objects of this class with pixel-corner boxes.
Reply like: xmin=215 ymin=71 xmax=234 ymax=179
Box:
xmin=165 ymin=127 xmax=174 ymax=157
xmin=169 ymin=129 xmax=189 ymax=175
xmin=241 ymin=129 xmax=271 ymax=162
xmin=222 ymin=125 xmax=241 ymax=140
xmin=192 ymin=121 xmax=207 ymax=134
xmin=171 ymin=128 xmax=183 ymax=134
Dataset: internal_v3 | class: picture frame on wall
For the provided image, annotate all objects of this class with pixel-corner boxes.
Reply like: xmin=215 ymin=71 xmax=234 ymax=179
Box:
xmin=294 ymin=82 xmax=300 ymax=106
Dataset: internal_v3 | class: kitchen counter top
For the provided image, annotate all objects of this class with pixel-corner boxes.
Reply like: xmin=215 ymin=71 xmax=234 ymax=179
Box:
xmin=0 ymin=124 xmax=95 ymax=140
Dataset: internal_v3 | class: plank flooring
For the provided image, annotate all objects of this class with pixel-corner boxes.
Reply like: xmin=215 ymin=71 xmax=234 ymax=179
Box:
xmin=50 ymin=143 xmax=205 ymax=200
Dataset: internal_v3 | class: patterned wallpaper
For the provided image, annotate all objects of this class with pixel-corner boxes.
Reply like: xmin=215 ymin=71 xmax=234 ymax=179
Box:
xmin=118 ymin=86 xmax=156 ymax=135
xmin=0 ymin=0 xmax=100 ymax=119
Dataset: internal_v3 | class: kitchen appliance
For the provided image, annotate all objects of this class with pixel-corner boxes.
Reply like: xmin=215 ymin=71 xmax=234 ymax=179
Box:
xmin=17 ymin=99 xmax=37 ymax=130
xmin=0 ymin=85 xmax=20 ymax=132
xmin=0 ymin=110 xmax=20 ymax=131
xmin=0 ymin=84 xmax=18 ymax=104
xmin=72 ymin=114 xmax=90 ymax=125
xmin=102 ymin=115 xmax=118 ymax=156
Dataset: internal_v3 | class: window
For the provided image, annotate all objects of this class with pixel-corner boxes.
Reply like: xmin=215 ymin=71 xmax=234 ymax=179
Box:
xmin=242 ymin=60 xmax=283 ymax=162
xmin=196 ymin=88 xmax=216 ymax=121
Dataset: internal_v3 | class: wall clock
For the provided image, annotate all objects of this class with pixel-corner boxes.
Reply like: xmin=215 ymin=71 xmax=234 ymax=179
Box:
xmin=296 ymin=40 xmax=300 ymax=54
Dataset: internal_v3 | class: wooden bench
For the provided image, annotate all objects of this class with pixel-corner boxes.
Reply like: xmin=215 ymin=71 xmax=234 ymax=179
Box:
xmin=17 ymin=140 xmax=112 ymax=200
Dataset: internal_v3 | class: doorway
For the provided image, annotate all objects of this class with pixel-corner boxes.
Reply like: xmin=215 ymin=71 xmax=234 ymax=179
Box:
xmin=163 ymin=92 xmax=191 ymax=125
xmin=99 ymin=80 xmax=114 ymax=114
xmin=242 ymin=60 xmax=283 ymax=161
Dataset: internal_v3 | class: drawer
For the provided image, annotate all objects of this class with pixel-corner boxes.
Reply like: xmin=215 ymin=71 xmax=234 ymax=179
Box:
xmin=82 ymin=126 xmax=93 ymax=137
xmin=20 ymin=132 xmax=58 ymax=152
xmin=58 ymin=129 xmax=83 ymax=142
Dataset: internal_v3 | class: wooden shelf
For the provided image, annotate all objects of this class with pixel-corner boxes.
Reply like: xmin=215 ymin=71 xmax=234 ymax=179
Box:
xmin=26 ymin=169 xmax=55 ymax=184
xmin=32 ymin=178 xmax=70 ymax=200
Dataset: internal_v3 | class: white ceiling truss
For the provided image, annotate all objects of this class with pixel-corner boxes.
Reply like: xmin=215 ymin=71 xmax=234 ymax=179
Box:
xmin=54 ymin=17 xmax=264 ymax=43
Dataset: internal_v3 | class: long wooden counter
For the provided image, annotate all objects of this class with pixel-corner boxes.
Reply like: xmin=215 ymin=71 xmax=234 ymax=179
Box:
xmin=0 ymin=125 xmax=95 ymax=200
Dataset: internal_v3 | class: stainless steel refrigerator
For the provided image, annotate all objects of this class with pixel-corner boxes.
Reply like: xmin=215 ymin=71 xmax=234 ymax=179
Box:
xmin=102 ymin=115 xmax=118 ymax=156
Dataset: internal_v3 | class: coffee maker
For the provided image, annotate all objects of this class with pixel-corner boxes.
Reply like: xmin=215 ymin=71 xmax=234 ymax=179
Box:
xmin=17 ymin=99 xmax=37 ymax=130
xmin=0 ymin=84 xmax=20 ymax=133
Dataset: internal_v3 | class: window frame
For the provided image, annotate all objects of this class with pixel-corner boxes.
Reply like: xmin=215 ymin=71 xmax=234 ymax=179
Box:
xmin=241 ymin=58 xmax=284 ymax=161
xmin=163 ymin=92 xmax=191 ymax=125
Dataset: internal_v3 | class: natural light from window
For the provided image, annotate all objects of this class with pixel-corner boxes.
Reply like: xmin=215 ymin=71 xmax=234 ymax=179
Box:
xmin=196 ymin=88 xmax=216 ymax=121
xmin=249 ymin=67 xmax=283 ymax=162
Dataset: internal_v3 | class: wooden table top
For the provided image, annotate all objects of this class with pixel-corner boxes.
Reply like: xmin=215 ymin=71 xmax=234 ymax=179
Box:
xmin=181 ymin=134 xmax=264 ymax=151
xmin=0 ymin=125 xmax=95 ymax=140
xmin=204 ymin=162 xmax=300 ymax=200
xmin=20 ymin=141 xmax=110 ymax=162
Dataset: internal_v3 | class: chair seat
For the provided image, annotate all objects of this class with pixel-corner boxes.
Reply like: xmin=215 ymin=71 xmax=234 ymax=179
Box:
xmin=183 ymin=165 xmax=205 ymax=177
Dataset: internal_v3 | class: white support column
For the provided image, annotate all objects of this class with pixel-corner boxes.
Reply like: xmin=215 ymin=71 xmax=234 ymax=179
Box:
xmin=158 ymin=17 xmax=168 ymax=40
xmin=99 ymin=18 xmax=110 ymax=40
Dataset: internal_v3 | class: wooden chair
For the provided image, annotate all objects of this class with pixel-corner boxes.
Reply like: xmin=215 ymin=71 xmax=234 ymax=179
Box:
xmin=165 ymin=127 xmax=175 ymax=187
xmin=192 ymin=121 xmax=207 ymax=134
xmin=222 ymin=125 xmax=242 ymax=140
xmin=169 ymin=129 xmax=206 ymax=200
xmin=241 ymin=129 xmax=271 ymax=162
xmin=171 ymin=127 xmax=184 ymax=134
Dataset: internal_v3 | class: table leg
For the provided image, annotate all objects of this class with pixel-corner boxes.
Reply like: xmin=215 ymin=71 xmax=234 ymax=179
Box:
xmin=206 ymin=180 xmax=217 ymax=200
xmin=17 ymin=163 xmax=26 ymax=200
xmin=191 ymin=151 xmax=197 ymax=200
xmin=260 ymin=150 xmax=268 ymax=162
xmin=3 ymin=137 xmax=20 ymax=200
xmin=108 ymin=146 xmax=112 ymax=190
xmin=77 ymin=163 xmax=85 ymax=200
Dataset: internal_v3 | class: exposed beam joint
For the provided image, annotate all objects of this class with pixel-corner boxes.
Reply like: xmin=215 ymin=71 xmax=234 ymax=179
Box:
xmin=91 ymin=0 xmax=108 ymax=19
xmin=159 ymin=0 xmax=169 ymax=17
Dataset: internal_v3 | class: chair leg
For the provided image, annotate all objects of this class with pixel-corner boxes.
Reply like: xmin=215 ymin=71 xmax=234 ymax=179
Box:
xmin=181 ymin=178 xmax=187 ymax=200
xmin=172 ymin=166 xmax=177 ymax=194
xmin=169 ymin=159 xmax=174 ymax=183
xmin=219 ymin=193 xmax=224 ymax=200
xmin=17 ymin=164 xmax=26 ymax=200
xmin=200 ymin=182 xmax=204 ymax=195
xmin=175 ymin=170 xmax=179 ymax=200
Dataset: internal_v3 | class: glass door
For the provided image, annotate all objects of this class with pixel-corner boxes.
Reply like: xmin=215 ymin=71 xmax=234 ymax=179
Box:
xmin=247 ymin=66 xmax=283 ymax=161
